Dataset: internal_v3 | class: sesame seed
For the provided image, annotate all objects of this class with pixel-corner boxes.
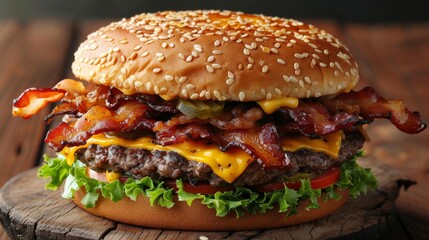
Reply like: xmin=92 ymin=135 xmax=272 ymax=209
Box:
xmin=299 ymin=80 xmax=305 ymax=88
xmin=243 ymin=48 xmax=250 ymax=55
xmin=206 ymin=65 xmax=214 ymax=73
xmin=289 ymin=76 xmax=297 ymax=83
xmin=134 ymin=81 xmax=142 ymax=87
xmin=330 ymin=62 xmax=335 ymax=68
xmin=274 ymin=88 xmax=282 ymax=95
xmin=156 ymin=52 xmax=164 ymax=58
xmin=266 ymin=93 xmax=272 ymax=100
xmin=199 ymin=90 xmax=207 ymax=97
xmin=245 ymin=44 xmax=253 ymax=50
xmin=282 ymin=75 xmax=289 ymax=82
xmin=162 ymin=42 xmax=168 ymax=48
xmin=226 ymin=78 xmax=235 ymax=85
xmin=251 ymin=42 xmax=257 ymax=49
xmin=164 ymin=75 xmax=174 ymax=81
xmin=190 ymin=93 xmax=199 ymax=99
xmin=271 ymin=48 xmax=279 ymax=54
xmin=145 ymin=82 xmax=152 ymax=91
xmin=207 ymin=56 xmax=215 ymax=62
xmin=222 ymin=36 xmax=229 ymax=42
xmin=99 ymin=78 xmax=106 ymax=84
xmin=214 ymin=40 xmax=221 ymax=47
xmin=134 ymin=45 xmax=142 ymax=51
xmin=247 ymin=64 xmax=253 ymax=69
xmin=205 ymin=91 xmax=211 ymax=99
xmin=186 ymin=55 xmax=193 ymax=62
xmin=113 ymin=47 xmax=120 ymax=52
xmin=214 ymin=90 xmax=221 ymax=99
xmin=261 ymin=89 xmax=266 ymax=95
xmin=306 ymin=90 xmax=311 ymax=98
xmin=141 ymin=51 xmax=149 ymax=57
xmin=212 ymin=50 xmax=222 ymax=55
xmin=309 ymin=43 xmax=318 ymax=49
xmin=274 ymin=43 xmax=281 ymax=48
xmin=262 ymin=65 xmax=269 ymax=73
xmin=277 ymin=58 xmax=286 ymax=64
xmin=89 ymin=71 xmax=95 ymax=77
xmin=287 ymin=43 xmax=293 ymax=48
xmin=314 ymin=93 xmax=321 ymax=97
xmin=194 ymin=44 xmax=203 ymax=53
xmin=255 ymin=37 xmax=264 ymax=42
xmin=239 ymin=92 xmax=245 ymax=101
xmin=153 ymin=68 xmax=162 ymax=73
xmin=329 ymin=81 xmax=334 ymax=87
xmin=154 ymin=85 xmax=160 ymax=94
xmin=319 ymin=62 xmax=327 ymax=67
xmin=180 ymin=37 xmax=185 ymax=43
xmin=186 ymin=84 xmax=196 ymax=90
xmin=337 ymin=83 xmax=343 ymax=90
xmin=334 ymin=70 xmax=339 ymax=76
xmin=179 ymin=76 xmax=188 ymax=83
xmin=211 ymin=63 xmax=222 ymax=69
xmin=178 ymin=53 xmax=185 ymax=60
xmin=323 ymin=49 xmax=329 ymax=55
xmin=191 ymin=51 xmax=198 ymax=57
xmin=120 ymin=68 xmax=127 ymax=74
xmin=304 ymin=76 xmax=311 ymax=84
xmin=294 ymin=62 xmax=300 ymax=70
xmin=129 ymin=52 xmax=138 ymax=60
xmin=312 ymin=54 xmax=320 ymax=59
xmin=238 ymin=63 xmax=243 ymax=70
xmin=181 ymin=89 xmax=188 ymax=97
xmin=227 ymin=71 xmax=235 ymax=79
xmin=157 ymin=56 xmax=165 ymax=62
xmin=248 ymin=57 xmax=254 ymax=64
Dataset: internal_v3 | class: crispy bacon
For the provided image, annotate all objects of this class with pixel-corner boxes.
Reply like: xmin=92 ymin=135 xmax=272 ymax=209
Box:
xmin=214 ymin=123 xmax=289 ymax=168
xmin=155 ymin=123 xmax=213 ymax=146
xmin=12 ymin=88 xmax=65 ymax=119
xmin=322 ymin=87 xmax=426 ymax=134
xmin=279 ymin=102 xmax=369 ymax=137
xmin=209 ymin=105 xmax=264 ymax=130
xmin=45 ymin=101 xmax=155 ymax=151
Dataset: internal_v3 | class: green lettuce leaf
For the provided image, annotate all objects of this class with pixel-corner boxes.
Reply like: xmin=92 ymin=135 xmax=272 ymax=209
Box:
xmin=39 ymin=151 xmax=377 ymax=217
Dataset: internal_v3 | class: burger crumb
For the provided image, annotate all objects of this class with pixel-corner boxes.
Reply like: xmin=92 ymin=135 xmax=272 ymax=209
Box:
xmin=199 ymin=236 xmax=209 ymax=240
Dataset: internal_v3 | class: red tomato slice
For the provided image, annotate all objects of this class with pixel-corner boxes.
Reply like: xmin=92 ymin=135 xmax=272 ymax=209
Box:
xmin=252 ymin=167 xmax=340 ymax=192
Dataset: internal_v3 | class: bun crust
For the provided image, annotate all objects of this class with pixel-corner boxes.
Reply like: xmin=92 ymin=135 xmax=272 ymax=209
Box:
xmin=73 ymin=188 xmax=349 ymax=231
xmin=72 ymin=10 xmax=359 ymax=101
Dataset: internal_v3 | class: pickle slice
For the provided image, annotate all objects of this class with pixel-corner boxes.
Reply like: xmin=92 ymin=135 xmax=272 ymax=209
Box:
xmin=177 ymin=99 xmax=225 ymax=119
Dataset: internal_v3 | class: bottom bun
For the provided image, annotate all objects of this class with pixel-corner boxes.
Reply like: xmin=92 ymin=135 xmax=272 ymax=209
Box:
xmin=73 ymin=188 xmax=349 ymax=231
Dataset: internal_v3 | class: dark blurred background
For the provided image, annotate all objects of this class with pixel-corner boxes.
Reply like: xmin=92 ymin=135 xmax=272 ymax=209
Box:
xmin=0 ymin=0 xmax=428 ymax=22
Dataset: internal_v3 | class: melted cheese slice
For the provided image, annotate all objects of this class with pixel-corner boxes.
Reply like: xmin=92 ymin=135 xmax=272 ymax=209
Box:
xmin=62 ymin=134 xmax=254 ymax=183
xmin=281 ymin=131 xmax=343 ymax=159
xmin=62 ymin=130 xmax=343 ymax=183
xmin=257 ymin=97 xmax=299 ymax=114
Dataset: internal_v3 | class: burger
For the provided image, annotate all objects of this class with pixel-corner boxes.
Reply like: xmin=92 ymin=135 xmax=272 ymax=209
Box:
xmin=12 ymin=10 xmax=426 ymax=231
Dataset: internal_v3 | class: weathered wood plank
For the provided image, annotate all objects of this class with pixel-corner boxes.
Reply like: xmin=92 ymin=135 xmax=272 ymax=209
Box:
xmin=344 ymin=23 xmax=429 ymax=240
xmin=0 ymin=20 xmax=74 ymax=187
xmin=0 ymin=158 xmax=408 ymax=239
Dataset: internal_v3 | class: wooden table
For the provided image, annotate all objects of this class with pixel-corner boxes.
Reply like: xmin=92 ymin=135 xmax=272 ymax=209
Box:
xmin=0 ymin=19 xmax=428 ymax=239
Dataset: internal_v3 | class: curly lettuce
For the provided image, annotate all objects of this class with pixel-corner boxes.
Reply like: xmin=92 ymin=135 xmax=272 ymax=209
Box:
xmin=38 ymin=151 xmax=377 ymax=218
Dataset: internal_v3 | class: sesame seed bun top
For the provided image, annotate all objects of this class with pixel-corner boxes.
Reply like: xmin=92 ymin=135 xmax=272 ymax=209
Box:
xmin=72 ymin=10 xmax=359 ymax=101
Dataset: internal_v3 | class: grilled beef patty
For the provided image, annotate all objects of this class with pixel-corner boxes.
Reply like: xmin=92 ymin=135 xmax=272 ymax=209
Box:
xmin=76 ymin=131 xmax=365 ymax=186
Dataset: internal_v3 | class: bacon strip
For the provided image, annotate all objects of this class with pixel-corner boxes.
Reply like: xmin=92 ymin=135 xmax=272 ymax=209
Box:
xmin=45 ymin=101 xmax=155 ymax=151
xmin=12 ymin=88 xmax=65 ymax=119
xmin=279 ymin=102 xmax=369 ymax=137
xmin=214 ymin=123 xmax=289 ymax=168
xmin=322 ymin=87 xmax=426 ymax=134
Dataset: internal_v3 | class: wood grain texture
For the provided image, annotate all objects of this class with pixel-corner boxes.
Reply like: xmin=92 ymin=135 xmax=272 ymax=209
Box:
xmin=344 ymin=23 xmax=429 ymax=240
xmin=0 ymin=158 xmax=410 ymax=240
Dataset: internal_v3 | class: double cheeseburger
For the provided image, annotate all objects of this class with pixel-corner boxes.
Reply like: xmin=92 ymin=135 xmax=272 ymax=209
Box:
xmin=12 ymin=10 xmax=426 ymax=230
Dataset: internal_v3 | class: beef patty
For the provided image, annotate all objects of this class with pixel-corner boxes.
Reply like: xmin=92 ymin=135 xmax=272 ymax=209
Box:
xmin=75 ymin=131 xmax=365 ymax=186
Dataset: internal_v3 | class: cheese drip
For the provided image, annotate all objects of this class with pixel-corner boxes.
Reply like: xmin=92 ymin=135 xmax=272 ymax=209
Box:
xmin=257 ymin=97 xmax=299 ymax=114
xmin=281 ymin=131 xmax=343 ymax=158
xmin=61 ymin=130 xmax=343 ymax=183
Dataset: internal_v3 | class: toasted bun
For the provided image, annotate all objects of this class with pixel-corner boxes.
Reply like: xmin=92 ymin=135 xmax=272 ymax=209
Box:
xmin=72 ymin=10 xmax=359 ymax=101
xmin=72 ymin=188 xmax=349 ymax=231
